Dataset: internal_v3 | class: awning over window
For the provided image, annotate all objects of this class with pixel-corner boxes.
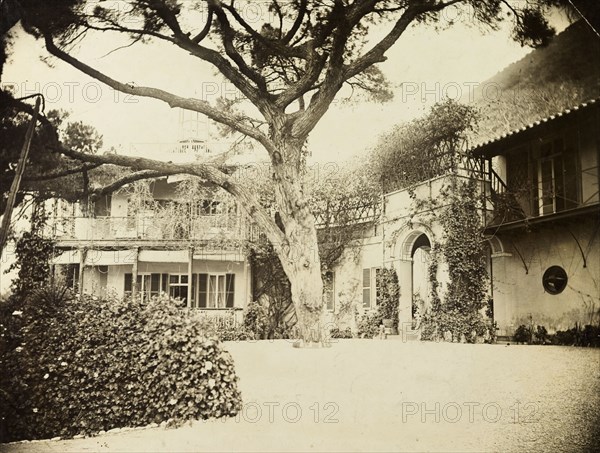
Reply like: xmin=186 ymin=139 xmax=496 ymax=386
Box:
xmin=52 ymin=250 xmax=80 ymax=265
xmin=193 ymin=252 xmax=245 ymax=262
xmin=85 ymin=249 xmax=137 ymax=266
xmin=138 ymin=250 xmax=188 ymax=263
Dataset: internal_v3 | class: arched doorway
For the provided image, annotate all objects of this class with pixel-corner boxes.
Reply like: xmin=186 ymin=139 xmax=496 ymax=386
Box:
xmin=390 ymin=226 xmax=435 ymax=331
xmin=410 ymin=233 xmax=431 ymax=328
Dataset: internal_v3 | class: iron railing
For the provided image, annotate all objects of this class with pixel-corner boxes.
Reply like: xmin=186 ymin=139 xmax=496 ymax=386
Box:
xmin=45 ymin=214 xmax=253 ymax=242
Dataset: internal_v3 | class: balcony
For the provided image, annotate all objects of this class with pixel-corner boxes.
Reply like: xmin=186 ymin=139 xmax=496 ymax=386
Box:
xmin=45 ymin=214 xmax=254 ymax=245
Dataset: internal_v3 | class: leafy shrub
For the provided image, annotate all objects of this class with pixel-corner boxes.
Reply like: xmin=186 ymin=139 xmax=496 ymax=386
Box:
xmin=376 ymin=268 xmax=400 ymax=330
xmin=514 ymin=324 xmax=532 ymax=344
xmin=552 ymin=324 xmax=600 ymax=347
xmin=580 ymin=325 xmax=600 ymax=347
xmin=242 ymin=300 xmax=271 ymax=339
xmin=485 ymin=321 xmax=499 ymax=344
xmin=0 ymin=290 xmax=242 ymax=442
xmin=352 ymin=268 xmax=400 ymax=339
xmin=534 ymin=325 xmax=548 ymax=344
xmin=6 ymin=208 xmax=55 ymax=300
xmin=191 ymin=309 xmax=254 ymax=341
xmin=412 ymin=293 xmax=424 ymax=329
xmin=330 ymin=327 xmax=354 ymax=339
xmin=240 ymin=299 xmax=297 ymax=340
xmin=513 ymin=325 xmax=551 ymax=345
xmin=357 ymin=311 xmax=382 ymax=338
xmin=552 ymin=328 xmax=576 ymax=346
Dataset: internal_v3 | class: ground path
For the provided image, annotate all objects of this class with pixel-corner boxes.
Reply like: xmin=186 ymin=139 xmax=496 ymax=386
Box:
xmin=2 ymin=340 xmax=599 ymax=452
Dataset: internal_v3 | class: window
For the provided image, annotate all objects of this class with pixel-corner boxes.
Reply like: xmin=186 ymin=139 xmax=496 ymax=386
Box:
xmin=124 ymin=273 xmax=168 ymax=301
xmin=169 ymin=274 xmax=189 ymax=303
xmin=362 ymin=267 xmax=380 ymax=308
xmin=64 ymin=264 xmax=80 ymax=291
xmin=363 ymin=268 xmax=371 ymax=308
xmin=124 ymin=272 xmax=234 ymax=307
xmin=542 ymin=266 xmax=568 ymax=295
xmin=196 ymin=273 xmax=235 ymax=309
xmin=93 ymin=195 xmax=112 ymax=217
xmin=534 ymin=138 xmax=579 ymax=216
xmin=323 ymin=271 xmax=335 ymax=311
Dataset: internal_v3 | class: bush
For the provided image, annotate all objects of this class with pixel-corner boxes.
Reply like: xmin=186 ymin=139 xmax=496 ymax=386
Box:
xmin=534 ymin=325 xmax=548 ymax=344
xmin=581 ymin=325 xmax=600 ymax=347
xmin=552 ymin=328 xmax=576 ymax=346
xmin=376 ymin=269 xmax=400 ymax=331
xmin=513 ymin=324 xmax=532 ymax=344
xmin=330 ymin=327 xmax=354 ymax=339
xmin=552 ymin=324 xmax=600 ymax=347
xmin=241 ymin=300 xmax=270 ymax=339
xmin=241 ymin=299 xmax=297 ymax=340
xmin=513 ymin=325 xmax=552 ymax=345
xmin=191 ymin=309 xmax=254 ymax=341
xmin=0 ymin=290 xmax=242 ymax=442
xmin=357 ymin=311 xmax=382 ymax=338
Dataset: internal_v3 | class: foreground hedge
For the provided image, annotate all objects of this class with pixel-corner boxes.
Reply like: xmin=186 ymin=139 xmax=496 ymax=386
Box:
xmin=0 ymin=291 xmax=242 ymax=442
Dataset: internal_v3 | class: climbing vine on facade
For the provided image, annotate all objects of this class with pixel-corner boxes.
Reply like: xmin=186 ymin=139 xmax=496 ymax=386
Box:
xmin=420 ymin=178 xmax=493 ymax=343
xmin=7 ymin=203 xmax=56 ymax=299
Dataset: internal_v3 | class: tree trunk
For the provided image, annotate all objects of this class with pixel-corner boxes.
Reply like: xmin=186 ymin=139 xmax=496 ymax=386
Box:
xmin=271 ymin=137 xmax=327 ymax=346
xmin=284 ymin=225 xmax=326 ymax=345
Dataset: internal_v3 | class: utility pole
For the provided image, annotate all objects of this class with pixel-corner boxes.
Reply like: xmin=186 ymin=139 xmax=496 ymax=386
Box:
xmin=0 ymin=96 xmax=41 ymax=258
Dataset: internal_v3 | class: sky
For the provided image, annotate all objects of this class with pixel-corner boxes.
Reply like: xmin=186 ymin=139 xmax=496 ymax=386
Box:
xmin=2 ymin=3 xmax=572 ymax=165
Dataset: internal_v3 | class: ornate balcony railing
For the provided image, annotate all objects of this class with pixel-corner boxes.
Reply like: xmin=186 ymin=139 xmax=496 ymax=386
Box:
xmin=45 ymin=214 xmax=254 ymax=242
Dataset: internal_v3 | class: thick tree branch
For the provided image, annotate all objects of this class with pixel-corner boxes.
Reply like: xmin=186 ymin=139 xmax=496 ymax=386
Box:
xmin=345 ymin=4 xmax=422 ymax=80
xmin=292 ymin=0 xmax=463 ymax=138
xmin=140 ymin=1 xmax=276 ymax=117
xmin=346 ymin=0 xmax=464 ymax=79
xmin=52 ymin=144 xmax=287 ymax=250
xmin=283 ymin=0 xmax=307 ymax=43
xmin=221 ymin=2 xmax=309 ymax=60
xmin=211 ymin=3 xmax=269 ymax=92
xmin=23 ymin=163 xmax=102 ymax=182
xmin=275 ymin=47 xmax=326 ymax=110
xmin=191 ymin=5 xmax=214 ymax=43
xmin=44 ymin=35 xmax=278 ymax=156
xmin=90 ymin=170 xmax=174 ymax=199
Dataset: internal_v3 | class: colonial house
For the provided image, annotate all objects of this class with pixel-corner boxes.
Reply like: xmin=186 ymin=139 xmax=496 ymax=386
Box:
xmin=43 ymin=99 xmax=599 ymax=339
xmin=48 ymin=178 xmax=253 ymax=324
xmin=324 ymin=97 xmax=599 ymax=339
xmin=472 ymin=98 xmax=599 ymax=337
xmin=39 ymin=91 xmax=599 ymax=342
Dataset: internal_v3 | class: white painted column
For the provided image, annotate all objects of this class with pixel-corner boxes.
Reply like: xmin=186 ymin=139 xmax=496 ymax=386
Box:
xmin=131 ymin=247 xmax=139 ymax=300
xmin=187 ymin=246 xmax=194 ymax=308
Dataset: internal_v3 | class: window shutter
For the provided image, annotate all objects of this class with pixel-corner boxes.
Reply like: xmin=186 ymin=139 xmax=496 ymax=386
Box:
xmin=362 ymin=268 xmax=371 ymax=308
xmin=161 ymin=273 xmax=168 ymax=292
xmin=374 ymin=267 xmax=381 ymax=306
xmin=226 ymin=274 xmax=235 ymax=308
xmin=198 ymin=273 xmax=208 ymax=308
xmin=124 ymin=273 xmax=132 ymax=293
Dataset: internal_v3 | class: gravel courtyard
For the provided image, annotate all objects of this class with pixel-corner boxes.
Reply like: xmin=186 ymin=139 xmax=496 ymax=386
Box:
xmin=2 ymin=340 xmax=599 ymax=453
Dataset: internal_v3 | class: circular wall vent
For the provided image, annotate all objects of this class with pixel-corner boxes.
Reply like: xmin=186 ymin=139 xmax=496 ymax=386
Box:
xmin=542 ymin=266 xmax=568 ymax=295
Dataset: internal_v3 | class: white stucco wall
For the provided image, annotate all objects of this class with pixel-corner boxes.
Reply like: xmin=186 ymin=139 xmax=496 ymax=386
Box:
xmin=492 ymin=220 xmax=599 ymax=336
